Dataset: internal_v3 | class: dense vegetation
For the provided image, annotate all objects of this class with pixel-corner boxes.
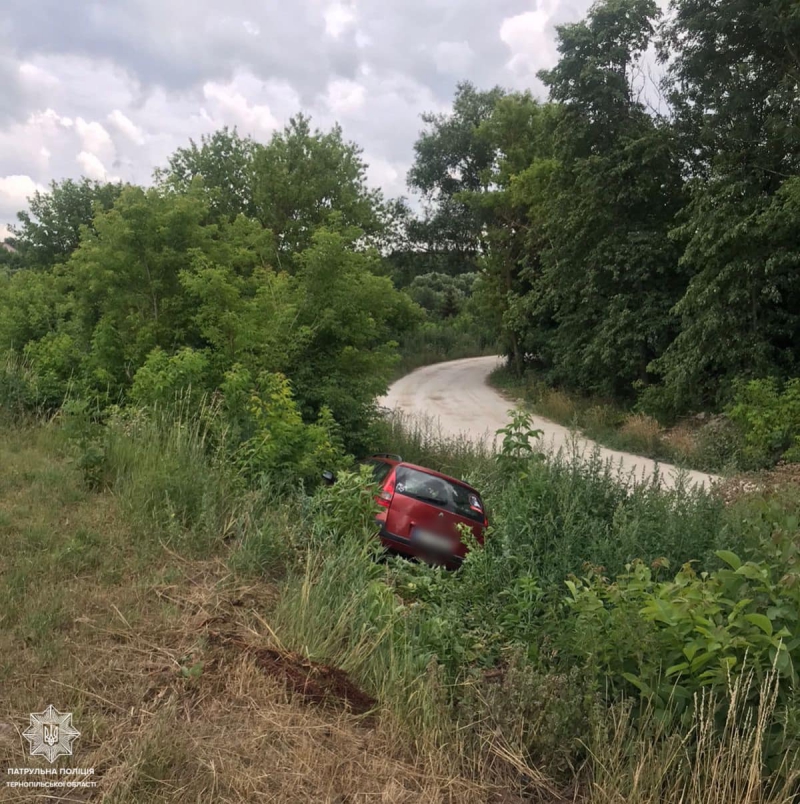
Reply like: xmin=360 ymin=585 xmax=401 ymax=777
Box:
xmin=11 ymin=402 xmax=796 ymax=799
xmin=1 ymin=0 xmax=800 ymax=797
xmin=406 ymin=0 xmax=800 ymax=466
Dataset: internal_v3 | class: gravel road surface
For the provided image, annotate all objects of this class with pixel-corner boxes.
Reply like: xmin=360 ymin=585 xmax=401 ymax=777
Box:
xmin=381 ymin=355 xmax=719 ymax=490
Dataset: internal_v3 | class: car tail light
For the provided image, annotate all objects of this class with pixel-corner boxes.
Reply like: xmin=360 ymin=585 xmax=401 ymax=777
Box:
xmin=376 ymin=471 xmax=396 ymax=508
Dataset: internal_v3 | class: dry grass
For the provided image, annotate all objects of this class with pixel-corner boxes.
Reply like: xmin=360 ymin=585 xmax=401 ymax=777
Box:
xmin=618 ymin=414 xmax=663 ymax=455
xmin=537 ymin=390 xmax=578 ymax=425
xmin=586 ymin=667 xmax=799 ymax=804
xmin=0 ymin=424 xmax=510 ymax=803
xmin=663 ymin=422 xmax=699 ymax=461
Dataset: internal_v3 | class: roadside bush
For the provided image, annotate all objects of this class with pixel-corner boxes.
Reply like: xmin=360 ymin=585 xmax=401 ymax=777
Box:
xmin=727 ymin=378 xmax=800 ymax=468
xmin=222 ymin=366 xmax=347 ymax=490
xmin=562 ymin=555 xmax=797 ymax=707
xmin=693 ymin=415 xmax=745 ymax=471
xmin=129 ymin=346 xmax=211 ymax=409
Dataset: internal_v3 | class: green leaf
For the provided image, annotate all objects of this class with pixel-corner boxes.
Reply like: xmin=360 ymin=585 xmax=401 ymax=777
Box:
xmin=666 ymin=662 xmax=689 ymax=677
xmin=715 ymin=550 xmax=742 ymax=570
xmin=744 ymin=613 xmax=773 ymax=636
xmin=622 ymin=672 xmax=653 ymax=696
xmin=735 ymin=564 xmax=766 ymax=581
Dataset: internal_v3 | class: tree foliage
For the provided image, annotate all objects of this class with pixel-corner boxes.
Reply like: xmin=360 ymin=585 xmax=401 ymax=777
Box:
xmin=0 ymin=120 xmax=421 ymax=459
xmin=10 ymin=178 xmax=124 ymax=269
xmin=405 ymin=82 xmax=506 ymax=276
xmin=410 ymin=0 xmax=800 ymax=419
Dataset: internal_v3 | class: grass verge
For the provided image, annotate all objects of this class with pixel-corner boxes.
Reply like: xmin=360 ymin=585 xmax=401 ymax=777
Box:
xmin=2 ymin=407 xmax=800 ymax=802
xmin=489 ymin=364 xmax=744 ymax=474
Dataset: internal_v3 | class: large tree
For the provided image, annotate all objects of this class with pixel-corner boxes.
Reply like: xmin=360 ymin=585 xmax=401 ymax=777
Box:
xmin=526 ymin=0 xmax=686 ymax=398
xmin=406 ymin=82 xmax=506 ymax=277
xmin=650 ymin=0 xmax=800 ymax=412
xmin=10 ymin=178 xmax=124 ymax=269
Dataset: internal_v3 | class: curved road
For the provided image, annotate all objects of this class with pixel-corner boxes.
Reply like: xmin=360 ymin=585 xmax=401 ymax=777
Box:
xmin=381 ymin=355 xmax=718 ymax=490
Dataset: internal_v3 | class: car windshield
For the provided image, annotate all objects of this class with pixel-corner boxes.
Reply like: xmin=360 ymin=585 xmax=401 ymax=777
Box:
xmin=394 ymin=466 xmax=485 ymax=523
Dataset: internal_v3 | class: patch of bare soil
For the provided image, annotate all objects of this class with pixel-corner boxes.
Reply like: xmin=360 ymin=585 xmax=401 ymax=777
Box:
xmin=714 ymin=461 xmax=800 ymax=505
xmin=206 ymin=630 xmax=377 ymax=718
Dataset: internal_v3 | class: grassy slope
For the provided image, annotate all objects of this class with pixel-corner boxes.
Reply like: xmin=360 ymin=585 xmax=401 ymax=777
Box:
xmin=0 ymin=423 xmax=499 ymax=803
xmin=2 ymin=412 xmax=797 ymax=803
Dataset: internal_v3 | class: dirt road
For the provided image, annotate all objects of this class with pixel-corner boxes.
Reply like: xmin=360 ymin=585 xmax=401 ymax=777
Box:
xmin=381 ymin=355 xmax=719 ymax=490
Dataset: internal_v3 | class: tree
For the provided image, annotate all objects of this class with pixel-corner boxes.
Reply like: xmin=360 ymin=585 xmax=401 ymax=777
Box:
xmin=11 ymin=178 xmax=124 ymax=269
xmin=67 ymin=186 xmax=214 ymax=398
xmin=529 ymin=0 xmax=686 ymax=398
xmin=252 ymin=115 xmax=385 ymax=266
xmin=649 ymin=0 xmax=800 ymax=412
xmin=466 ymin=93 xmax=559 ymax=375
xmin=407 ymin=82 xmax=506 ymax=276
xmin=290 ymin=227 xmax=421 ymax=444
xmin=155 ymin=127 xmax=259 ymax=221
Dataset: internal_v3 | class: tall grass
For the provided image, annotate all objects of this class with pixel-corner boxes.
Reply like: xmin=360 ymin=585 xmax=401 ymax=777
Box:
xmin=588 ymin=667 xmax=799 ymax=804
xmin=490 ymin=363 xmax=744 ymax=473
xmin=37 ymin=400 xmax=800 ymax=800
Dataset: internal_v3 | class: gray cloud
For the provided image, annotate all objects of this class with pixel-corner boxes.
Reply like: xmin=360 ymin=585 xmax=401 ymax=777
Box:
xmin=0 ymin=0 xmax=594 ymax=231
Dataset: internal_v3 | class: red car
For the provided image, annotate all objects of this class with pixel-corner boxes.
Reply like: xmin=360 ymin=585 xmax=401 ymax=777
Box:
xmin=361 ymin=454 xmax=488 ymax=568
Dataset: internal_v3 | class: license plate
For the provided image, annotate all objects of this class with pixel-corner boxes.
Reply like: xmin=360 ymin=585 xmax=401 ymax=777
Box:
xmin=412 ymin=528 xmax=452 ymax=551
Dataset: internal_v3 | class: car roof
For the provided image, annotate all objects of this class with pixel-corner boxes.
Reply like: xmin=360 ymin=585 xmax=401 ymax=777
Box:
xmin=366 ymin=455 xmax=481 ymax=494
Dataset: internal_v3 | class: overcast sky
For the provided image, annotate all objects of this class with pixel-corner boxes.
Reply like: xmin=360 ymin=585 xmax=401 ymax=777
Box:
xmin=0 ymin=0 xmax=594 ymax=238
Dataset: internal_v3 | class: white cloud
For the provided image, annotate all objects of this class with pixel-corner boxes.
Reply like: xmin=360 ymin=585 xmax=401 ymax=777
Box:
xmin=77 ymin=151 xmax=110 ymax=180
xmin=365 ymin=155 xmax=404 ymax=198
xmin=75 ymin=117 xmax=115 ymax=159
xmin=0 ymin=0 xmax=603 ymax=234
xmin=433 ymin=41 xmax=475 ymax=75
xmin=202 ymin=80 xmax=280 ymax=133
xmin=0 ymin=174 xmax=45 ymax=207
xmin=500 ymin=6 xmax=558 ymax=78
xmin=108 ymin=109 xmax=146 ymax=145
xmin=18 ymin=62 xmax=60 ymax=89
xmin=0 ymin=223 xmax=11 ymax=240
xmin=324 ymin=2 xmax=357 ymax=38
xmin=30 ymin=108 xmax=73 ymax=130
xmin=325 ymin=79 xmax=366 ymax=115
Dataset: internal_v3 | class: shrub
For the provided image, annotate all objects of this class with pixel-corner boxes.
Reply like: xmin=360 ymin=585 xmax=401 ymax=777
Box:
xmin=221 ymin=366 xmax=346 ymax=490
xmin=727 ymin=378 xmax=800 ymax=468
xmin=618 ymin=413 xmax=663 ymax=455
xmin=562 ymin=550 xmax=800 ymax=731
xmin=129 ymin=347 xmax=211 ymax=408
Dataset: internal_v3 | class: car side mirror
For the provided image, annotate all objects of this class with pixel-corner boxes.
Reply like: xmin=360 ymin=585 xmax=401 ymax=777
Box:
xmin=321 ymin=470 xmax=336 ymax=486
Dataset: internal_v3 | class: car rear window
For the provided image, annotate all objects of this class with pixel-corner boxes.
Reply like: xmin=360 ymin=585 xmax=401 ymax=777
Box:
xmin=394 ymin=466 xmax=485 ymax=523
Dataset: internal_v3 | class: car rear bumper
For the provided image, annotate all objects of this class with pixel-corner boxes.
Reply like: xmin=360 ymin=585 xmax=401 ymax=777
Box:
xmin=378 ymin=527 xmax=464 ymax=568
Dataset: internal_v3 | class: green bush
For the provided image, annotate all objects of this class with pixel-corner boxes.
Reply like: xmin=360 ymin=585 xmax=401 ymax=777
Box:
xmin=129 ymin=347 xmax=211 ymax=408
xmin=563 ymin=554 xmax=798 ymax=709
xmin=0 ymin=351 xmax=41 ymax=418
xmin=221 ymin=366 xmax=346 ymax=490
xmin=727 ymin=377 xmax=800 ymax=468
